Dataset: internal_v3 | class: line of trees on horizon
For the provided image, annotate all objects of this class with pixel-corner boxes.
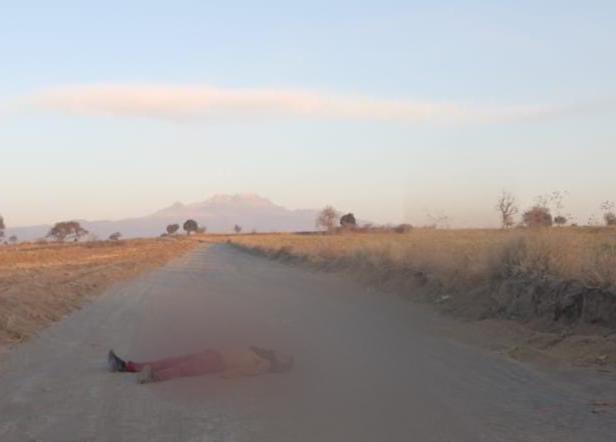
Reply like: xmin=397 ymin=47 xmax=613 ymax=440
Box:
xmin=162 ymin=220 xmax=246 ymax=237
xmin=314 ymin=206 xmax=411 ymax=234
xmin=496 ymin=190 xmax=616 ymax=229
xmin=161 ymin=220 xmax=205 ymax=236
xmin=313 ymin=190 xmax=616 ymax=234
xmin=1 ymin=191 xmax=616 ymax=245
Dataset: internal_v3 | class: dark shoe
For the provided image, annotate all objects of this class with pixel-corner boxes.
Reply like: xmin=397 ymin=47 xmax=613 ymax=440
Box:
xmin=108 ymin=349 xmax=127 ymax=372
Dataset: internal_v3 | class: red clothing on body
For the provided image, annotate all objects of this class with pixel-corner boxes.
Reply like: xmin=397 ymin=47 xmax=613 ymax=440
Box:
xmin=126 ymin=349 xmax=224 ymax=381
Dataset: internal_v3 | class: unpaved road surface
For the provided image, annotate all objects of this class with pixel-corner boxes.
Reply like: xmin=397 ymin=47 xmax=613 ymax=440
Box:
xmin=1 ymin=245 xmax=616 ymax=442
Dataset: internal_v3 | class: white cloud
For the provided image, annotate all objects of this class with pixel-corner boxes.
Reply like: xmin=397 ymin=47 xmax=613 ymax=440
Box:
xmin=27 ymin=84 xmax=571 ymax=124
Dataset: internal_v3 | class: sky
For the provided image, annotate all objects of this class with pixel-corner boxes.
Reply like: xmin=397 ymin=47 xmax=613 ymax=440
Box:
xmin=1 ymin=1 xmax=615 ymax=228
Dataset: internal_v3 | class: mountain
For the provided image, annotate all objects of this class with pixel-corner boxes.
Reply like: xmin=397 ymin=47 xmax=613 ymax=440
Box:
xmin=5 ymin=194 xmax=320 ymax=241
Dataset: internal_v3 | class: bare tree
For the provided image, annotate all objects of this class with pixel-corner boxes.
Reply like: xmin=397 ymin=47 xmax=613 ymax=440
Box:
xmin=550 ymin=190 xmax=568 ymax=213
xmin=183 ymin=219 xmax=198 ymax=235
xmin=234 ymin=224 xmax=242 ymax=234
xmin=426 ymin=212 xmax=450 ymax=229
xmin=534 ymin=190 xmax=569 ymax=212
xmin=495 ymin=191 xmax=518 ymax=228
xmin=166 ymin=224 xmax=180 ymax=235
xmin=47 ymin=221 xmax=89 ymax=242
xmin=316 ymin=206 xmax=339 ymax=232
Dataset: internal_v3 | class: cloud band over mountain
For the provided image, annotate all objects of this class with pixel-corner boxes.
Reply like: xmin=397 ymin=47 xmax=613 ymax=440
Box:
xmin=27 ymin=84 xmax=566 ymax=125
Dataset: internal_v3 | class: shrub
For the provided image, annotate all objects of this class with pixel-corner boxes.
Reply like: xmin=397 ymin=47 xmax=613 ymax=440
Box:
xmin=108 ymin=232 xmax=122 ymax=241
xmin=605 ymin=212 xmax=616 ymax=226
xmin=394 ymin=224 xmax=413 ymax=234
xmin=554 ymin=215 xmax=567 ymax=226
xmin=340 ymin=213 xmax=357 ymax=229
xmin=522 ymin=206 xmax=553 ymax=228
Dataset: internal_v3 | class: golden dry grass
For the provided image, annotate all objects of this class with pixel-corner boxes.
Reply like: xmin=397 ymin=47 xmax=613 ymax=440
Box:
xmin=229 ymin=227 xmax=616 ymax=289
xmin=0 ymin=237 xmax=200 ymax=349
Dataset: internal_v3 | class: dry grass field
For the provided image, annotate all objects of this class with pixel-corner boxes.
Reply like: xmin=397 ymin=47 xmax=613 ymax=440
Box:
xmin=228 ymin=227 xmax=616 ymax=289
xmin=0 ymin=237 xmax=200 ymax=351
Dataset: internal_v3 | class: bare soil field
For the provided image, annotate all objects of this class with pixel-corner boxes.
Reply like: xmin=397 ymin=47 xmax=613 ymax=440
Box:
xmin=0 ymin=237 xmax=199 ymax=352
xmin=227 ymin=228 xmax=616 ymax=371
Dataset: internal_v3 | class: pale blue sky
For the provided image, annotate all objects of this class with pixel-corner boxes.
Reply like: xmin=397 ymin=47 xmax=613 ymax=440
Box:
xmin=1 ymin=1 xmax=615 ymax=227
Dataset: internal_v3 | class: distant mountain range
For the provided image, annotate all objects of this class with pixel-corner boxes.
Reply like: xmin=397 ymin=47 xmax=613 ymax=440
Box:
xmin=5 ymin=194 xmax=320 ymax=241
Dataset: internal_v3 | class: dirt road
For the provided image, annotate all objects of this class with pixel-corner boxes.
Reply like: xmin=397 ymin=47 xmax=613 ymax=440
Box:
xmin=1 ymin=245 xmax=615 ymax=441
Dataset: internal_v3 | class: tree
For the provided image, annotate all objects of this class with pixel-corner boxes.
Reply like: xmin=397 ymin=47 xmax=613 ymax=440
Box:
xmin=522 ymin=206 xmax=553 ymax=228
xmin=495 ymin=190 xmax=518 ymax=228
xmin=47 ymin=221 xmax=89 ymax=241
xmin=108 ymin=232 xmax=122 ymax=241
xmin=605 ymin=212 xmax=616 ymax=226
xmin=234 ymin=224 xmax=242 ymax=234
xmin=554 ymin=215 xmax=567 ymax=226
xmin=339 ymin=213 xmax=357 ymax=229
xmin=166 ymin=224 xmax=180 ymax=235
xmin=601 ymin=201 xmax=616 ymax=226
xmin=8 ymin=235 xmax=17 ymax=244
xmin=316 ymin=206 xmax=338 ymax=232
xmin=183 ymin=219 xmax=198 ymax=235
xmin=534 ymin=190 xmax=570 ymax=222
xmin=0 ymin=215 xmax=4 ymax=239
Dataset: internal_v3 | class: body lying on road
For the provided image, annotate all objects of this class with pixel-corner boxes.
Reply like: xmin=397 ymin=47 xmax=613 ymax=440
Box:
xmin=107 ymin=346 xmax=294 ymax=383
